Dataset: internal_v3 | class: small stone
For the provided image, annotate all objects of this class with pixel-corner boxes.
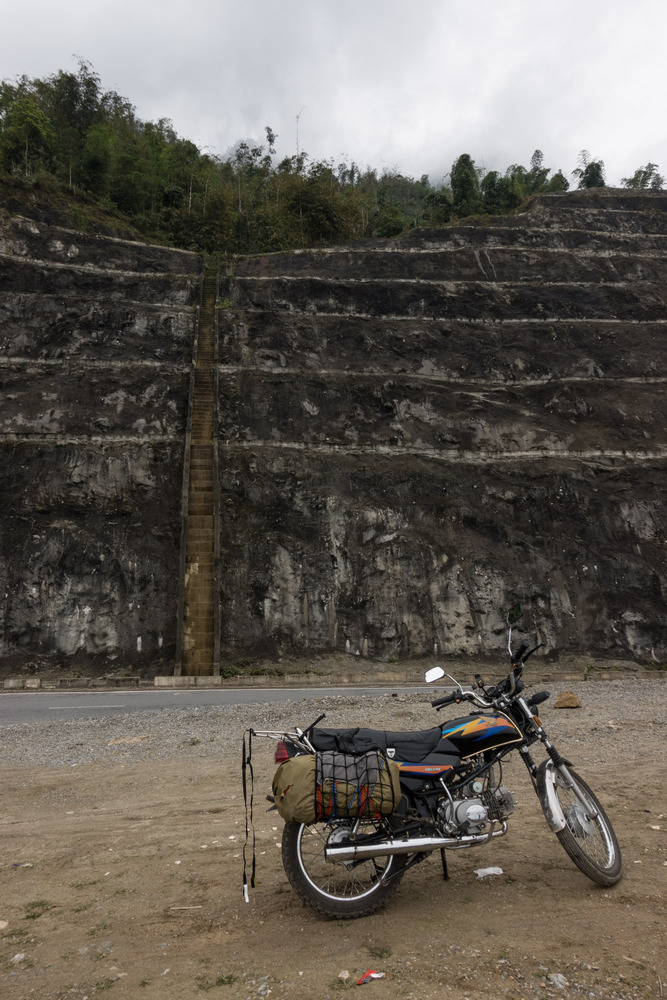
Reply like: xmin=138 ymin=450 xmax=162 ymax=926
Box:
xmin=548 ymin=972 xmax=569 ymax=989
xmin=555 ymin=692 xmax=582 ymax=709
xmin=338 ymin=970 xmax=350 ymax=982
xmin=10 ymin=953 xmax=25 ymax=964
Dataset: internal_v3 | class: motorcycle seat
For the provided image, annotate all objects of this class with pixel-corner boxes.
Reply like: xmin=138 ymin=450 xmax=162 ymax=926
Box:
xmin=310 ymin=726 xmax=443 ymax=762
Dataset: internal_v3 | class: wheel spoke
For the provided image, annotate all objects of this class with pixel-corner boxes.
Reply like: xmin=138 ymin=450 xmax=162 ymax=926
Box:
xmin=550 ymin=768 xmax=621 ymax=883
xmin=560 ymin=783 xmax=612 ymax=866
xmin=297 ymin=820 xmax=395 ymax=902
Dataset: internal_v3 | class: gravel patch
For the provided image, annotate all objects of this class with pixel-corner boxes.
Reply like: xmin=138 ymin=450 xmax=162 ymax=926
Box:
xmin=1 ymin=677 xmax=664 ymax=769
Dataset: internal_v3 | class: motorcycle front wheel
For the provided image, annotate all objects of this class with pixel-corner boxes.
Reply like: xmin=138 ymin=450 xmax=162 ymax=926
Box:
xmin=281 ymin=818 xmax=408 ymax=919
xmin=550 ymin=767 xmax=622 ymax=886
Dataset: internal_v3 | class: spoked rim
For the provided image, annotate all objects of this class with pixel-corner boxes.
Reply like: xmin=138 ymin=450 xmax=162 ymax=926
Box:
xmin=296 ymin=820 xmax=397 ymax=902
xmin=554 ymin=773 xmax=616 ymax=868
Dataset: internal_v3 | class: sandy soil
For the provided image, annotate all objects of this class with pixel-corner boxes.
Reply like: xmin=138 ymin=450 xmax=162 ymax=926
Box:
xmin=1 ymin=718 xmax=665 ymax=999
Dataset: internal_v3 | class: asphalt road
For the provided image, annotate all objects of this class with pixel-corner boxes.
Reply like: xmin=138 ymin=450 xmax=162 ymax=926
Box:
xmin=0 ymin=686 xmax=441 ymax=726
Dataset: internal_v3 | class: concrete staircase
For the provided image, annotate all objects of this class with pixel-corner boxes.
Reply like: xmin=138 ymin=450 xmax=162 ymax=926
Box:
xmin=182 ymin=264 xmax=218 ymax=675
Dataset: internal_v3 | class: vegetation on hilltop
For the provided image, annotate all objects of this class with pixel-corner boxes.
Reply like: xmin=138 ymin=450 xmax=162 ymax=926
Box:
xmin=0 ymin=60 xmax=664 ymax=254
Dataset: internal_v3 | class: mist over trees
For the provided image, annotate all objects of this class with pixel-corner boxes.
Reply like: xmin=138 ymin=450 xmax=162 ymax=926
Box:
xmin=0 ymin=61 xmax=662 ymax=254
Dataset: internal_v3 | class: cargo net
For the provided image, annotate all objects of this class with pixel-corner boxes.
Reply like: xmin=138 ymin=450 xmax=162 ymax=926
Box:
xmin=316 ymin=749 xmax=400 ymax=821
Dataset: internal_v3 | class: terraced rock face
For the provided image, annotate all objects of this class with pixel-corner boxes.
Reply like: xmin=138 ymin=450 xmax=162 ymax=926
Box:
xmin=0 ymin=214 xmax=201 ymax=672
xmin=217 ymin=191 xmax=667 ymax=665
xmin=1 ymin=190 xmax=665 ymax=674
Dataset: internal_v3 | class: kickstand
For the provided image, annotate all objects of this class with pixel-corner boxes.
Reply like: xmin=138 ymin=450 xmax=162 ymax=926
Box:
xmin=440 ymin=848 xmax=449 ymax=881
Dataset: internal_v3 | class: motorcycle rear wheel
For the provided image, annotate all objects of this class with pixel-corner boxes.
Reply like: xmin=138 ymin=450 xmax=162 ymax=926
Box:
xmin=552 ymin=768 xmax=622 ymax=886
xmin=282 ymin=818 xmax=408 ymax=919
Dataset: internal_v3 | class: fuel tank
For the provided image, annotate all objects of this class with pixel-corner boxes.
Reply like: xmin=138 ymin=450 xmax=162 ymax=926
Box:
xmin=438 ymin=713 xmax=523 ymax=758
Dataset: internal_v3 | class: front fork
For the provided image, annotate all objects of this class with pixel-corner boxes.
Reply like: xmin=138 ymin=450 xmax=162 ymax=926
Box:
xmin=515 ymin=699 xmax=599 ymax=832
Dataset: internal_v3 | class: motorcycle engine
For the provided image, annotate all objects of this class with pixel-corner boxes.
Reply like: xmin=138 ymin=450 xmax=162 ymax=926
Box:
xmin=437 ymin=784 xmax=516 ymax=835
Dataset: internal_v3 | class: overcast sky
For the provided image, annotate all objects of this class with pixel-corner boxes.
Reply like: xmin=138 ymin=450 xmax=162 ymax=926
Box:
xmin=2 ymin=0 xmax=665 ymax=187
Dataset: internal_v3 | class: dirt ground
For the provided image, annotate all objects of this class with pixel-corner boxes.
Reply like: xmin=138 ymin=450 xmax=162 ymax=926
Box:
xmin=1 ymin=724 xmax=665 ymax=999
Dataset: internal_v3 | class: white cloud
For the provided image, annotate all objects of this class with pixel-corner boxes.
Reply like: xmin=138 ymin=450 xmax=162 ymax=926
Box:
xmin=2 ymin=0 xmax=665 ymax=185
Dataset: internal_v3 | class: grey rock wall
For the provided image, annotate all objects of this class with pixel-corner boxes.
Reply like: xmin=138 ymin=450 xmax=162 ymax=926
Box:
xmin=0 ymin=216 xmax=201 ymax=673
xmin=218 ymin=449 xmax=665 ymax=662
xmin=217 ymin=191 xmax=667 ymax=664
xmin=1 ymin=192 xmax=666 ymax=674
xmin=0 ymin=441 xmax=183 ymax=663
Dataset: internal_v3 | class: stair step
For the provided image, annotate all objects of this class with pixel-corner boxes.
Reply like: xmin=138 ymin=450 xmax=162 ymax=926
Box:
xmin=180 ymin=269 xmax=219 ymax=671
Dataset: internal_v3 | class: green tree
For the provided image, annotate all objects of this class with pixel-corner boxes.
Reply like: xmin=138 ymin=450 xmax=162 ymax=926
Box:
xmin=79 ymin=122 xmax=111 ymax=196
xmin=423 ymin=186 xmax=451 ymax=225
xmin=0 ymin=96 xmax=55 ymax=174
xmin=450 ymin=154 xmax=483 ymax=217
xmin=526 ymin=149 xmax=550 ymax=193
xmin=572 ymin=150 xmax=605 ymax=189
xmin=481 ymin=169 xmax=523 ymax=215
xmin=37 ymin=60 xmax=102 ymax=186
xmin=547 ymin=169 xmax=569 ymax=192
xmin=621 ymin=162 xmax=664 ymax=190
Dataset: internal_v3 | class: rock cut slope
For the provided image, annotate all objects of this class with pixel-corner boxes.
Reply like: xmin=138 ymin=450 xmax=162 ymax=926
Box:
xmin=217 ymin=190 xmax=667 ymax=664
xmin=0 ymin=214 xmax=202 ymax=672
xmin=0 ymin=190 xmax=665 ymax=674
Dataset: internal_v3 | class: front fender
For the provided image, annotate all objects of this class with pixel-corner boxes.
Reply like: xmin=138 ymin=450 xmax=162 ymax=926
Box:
xmin=535 ymin=759 xmax=570 ymax=833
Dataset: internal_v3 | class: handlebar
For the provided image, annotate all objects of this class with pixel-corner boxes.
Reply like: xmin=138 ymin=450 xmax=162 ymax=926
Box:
xmin=431 ymin=690 xmax=462 ymax=710
xmin=431 ymin=687 xmax=491 ymax=711
xmin=527 ymin=691 xmax=550 ymax=707
xmin=430 ymin=675 xmax=532 ymax=713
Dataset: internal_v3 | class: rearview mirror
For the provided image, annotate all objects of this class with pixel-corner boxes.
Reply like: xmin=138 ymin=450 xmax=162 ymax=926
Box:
xmin=506 ymin=603 xmax=524 ymax=626
xmin=425 ymin=666 xmax=445 ymax=684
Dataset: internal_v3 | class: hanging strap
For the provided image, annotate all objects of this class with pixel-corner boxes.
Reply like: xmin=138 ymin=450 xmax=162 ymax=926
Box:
xmin=242 ymin=729 xmax=256 ymax=901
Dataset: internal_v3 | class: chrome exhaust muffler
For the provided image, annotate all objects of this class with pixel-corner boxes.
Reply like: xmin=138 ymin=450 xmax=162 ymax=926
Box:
xmin=324 ymin=822 xmax=508 ymax=862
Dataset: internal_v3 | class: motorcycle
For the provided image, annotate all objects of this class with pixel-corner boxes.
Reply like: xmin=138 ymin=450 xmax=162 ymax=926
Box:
xmin=247 ymin=605 xmax=621 ymax=919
